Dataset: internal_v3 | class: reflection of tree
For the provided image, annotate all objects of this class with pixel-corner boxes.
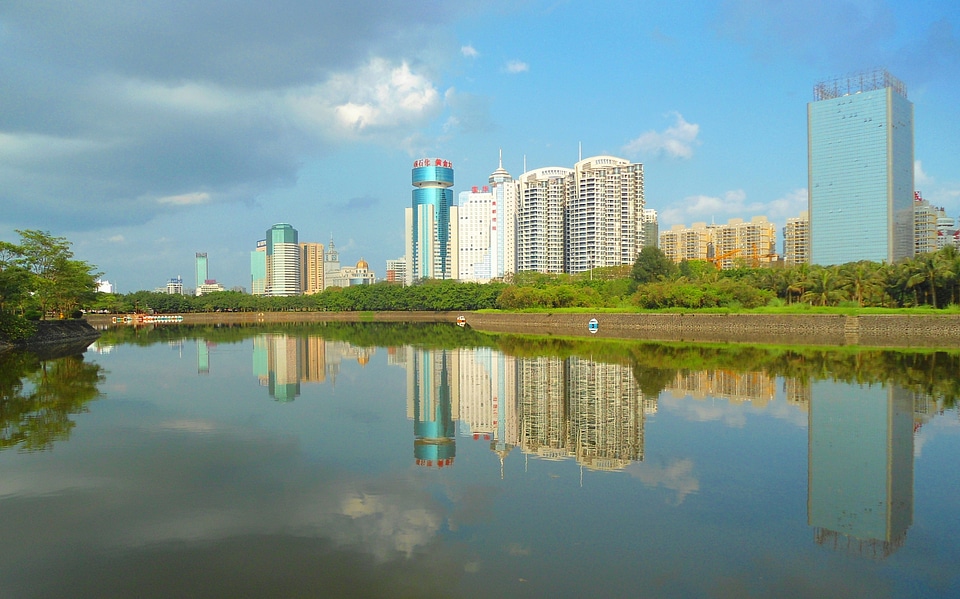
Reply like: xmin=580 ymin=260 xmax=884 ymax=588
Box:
xmin=0 ymin=351 xmax=104 ymax=452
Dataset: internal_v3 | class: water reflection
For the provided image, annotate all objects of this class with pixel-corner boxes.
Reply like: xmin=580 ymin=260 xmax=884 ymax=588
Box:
xmin=0 ymin=349 xmax=105 ymax=452
xmin=251 ymin=333 xmax=374 ymax=401
xmin=809 ymin=382 xmax=914 ymax=558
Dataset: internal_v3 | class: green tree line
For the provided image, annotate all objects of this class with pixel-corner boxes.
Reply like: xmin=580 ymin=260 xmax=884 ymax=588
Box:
xmin=1 ymin=230 xmax=101 ymax=341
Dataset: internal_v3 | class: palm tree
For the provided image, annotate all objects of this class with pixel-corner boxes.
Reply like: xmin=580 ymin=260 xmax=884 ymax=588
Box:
xmin=906 ymin=251 xmax=952 ymax=307
xmin=839 ymin=261 xmax=882 ymax=307
xmin=801 ymin=265 xmax=843 ymax=306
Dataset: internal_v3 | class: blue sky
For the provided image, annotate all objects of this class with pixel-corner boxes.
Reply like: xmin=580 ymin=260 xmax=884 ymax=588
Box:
xmin=2 ymin=1 xmax=958 ymax=292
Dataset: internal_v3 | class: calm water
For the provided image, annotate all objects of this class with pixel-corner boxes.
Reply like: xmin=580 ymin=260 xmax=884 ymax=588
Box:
xmin=2 ymin=323 xmax=959 ymax=598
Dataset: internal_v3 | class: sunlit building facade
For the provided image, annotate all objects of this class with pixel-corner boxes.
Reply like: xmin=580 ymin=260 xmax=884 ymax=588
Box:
xmin=808 ymin=69 xmax=914 ymax=264
xmin=265 ymin=223 xmax=300 ymax=297
xmin=565 ymin=156 xmax=645 ymax=274
xmin=517 ymin=167 xmax=571 ymax=273
xmin=489 ymin=151 xmax=518 ymax=277
xmin=405 ymin=158 xmax=458 ymax=284
xmin=457 ymin=186 xmax=497 ymax=282
xmin=299 ymin=242 xmax=325 ymax=295
xmin=783 ymin=211 xmax=810 ymax=266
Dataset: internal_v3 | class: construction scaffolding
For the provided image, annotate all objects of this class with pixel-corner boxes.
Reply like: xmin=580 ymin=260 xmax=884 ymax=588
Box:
xmin=813 ymin=68 xmax=907 ymax=101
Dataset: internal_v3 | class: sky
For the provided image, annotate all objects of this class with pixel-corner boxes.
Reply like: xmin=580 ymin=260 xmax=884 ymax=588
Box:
xmin=1 ymin=0 xmax=959 ymax=292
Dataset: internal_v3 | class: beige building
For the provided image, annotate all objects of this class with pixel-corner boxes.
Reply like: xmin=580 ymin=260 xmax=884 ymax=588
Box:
xmin=299 ymin=242 xmax=325 ymax=295
xmin=783 ymin=212 xmax=810 ymax=266
xmin=660 ymin=216 xmax=778 ymax=269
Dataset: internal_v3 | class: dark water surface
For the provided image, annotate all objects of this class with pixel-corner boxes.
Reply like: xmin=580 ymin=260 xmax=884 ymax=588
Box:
xmin=2 ymin=323 xmax=959 ymax=598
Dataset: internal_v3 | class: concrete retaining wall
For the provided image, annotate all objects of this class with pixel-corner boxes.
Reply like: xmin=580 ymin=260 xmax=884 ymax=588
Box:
xmin=83 ymin=311 xmax=960 ymax=348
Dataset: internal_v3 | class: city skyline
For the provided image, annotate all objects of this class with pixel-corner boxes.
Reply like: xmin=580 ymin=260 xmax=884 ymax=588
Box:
xmin=2 ymin=2 xmax=958 ymax=291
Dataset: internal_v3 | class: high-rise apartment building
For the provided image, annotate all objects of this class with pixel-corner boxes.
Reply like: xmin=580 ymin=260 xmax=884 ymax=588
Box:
xmin=641 ymin=209 xmax=659 ymax=250
xmin=265 ymin=223 xmax=300 ymax=297
xmin=808 ymin=69 xmax=914 ymax=264
xmin=783 ymin=211 xmax=810 ymax=265
xmin=405 ymin=158 xmax=458 ymax=284
xmin=659 ymin=217 xmax=778 ymax=268
xmin=565 ymin=156 xmax=645 ymax=273
xmin=517 ymin=167 xmax=571 ymax=273
xmin=914 ymin=193 xmax=939 ymax=255
xmin=299 ymin=242 xmax=325 ymax=295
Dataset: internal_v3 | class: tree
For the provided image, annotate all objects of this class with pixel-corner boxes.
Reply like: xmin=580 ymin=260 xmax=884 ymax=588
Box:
xmin=631 ymin=247 xmax=677 ymax=284
xmin=13 ymin=230 xmax=101 ymax=318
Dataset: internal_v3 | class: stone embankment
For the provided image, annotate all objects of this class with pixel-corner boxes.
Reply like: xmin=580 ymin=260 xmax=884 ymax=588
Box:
xmin=81 ymin=311 xmax=960 ymax=348
xmin=0 ymin=320 xmax=102 ymax=354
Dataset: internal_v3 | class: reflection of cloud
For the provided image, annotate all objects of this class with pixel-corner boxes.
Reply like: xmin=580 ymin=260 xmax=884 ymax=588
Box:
xmin=340 ymin=492 xmax=443 ymax=558
xmin=661 ymin=393 xmax=748 ymax=427
xmin=505 ymin=543 xmax=530 ymax=556
xmin=629 ymin=458 xmax=699 ymax=505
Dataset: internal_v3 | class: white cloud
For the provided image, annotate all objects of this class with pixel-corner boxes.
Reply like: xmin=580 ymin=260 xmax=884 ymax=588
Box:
xmin=915 ymin=159 xmax=933 ymax=188
xmin=504 ymin=60 xmax=529 ymax=74
xmin=461 ymin=45 xmax=479 ymax=58
xmin=624 ymin=112 xmax=700 ymax=159
xmin=659 ymin=188 xmax=807 ymax=229
xmin=290 ymin=59 xmax=442 ymax=136
xmin=157 ymin=192 xmax=211 ymax=206
xmin=107 ymin=235 xmax=126 ymax=243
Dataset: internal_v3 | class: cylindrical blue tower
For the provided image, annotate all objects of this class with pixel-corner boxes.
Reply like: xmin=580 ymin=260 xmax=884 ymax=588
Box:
xmin=410 ymin=158 xmax=455 ymax=280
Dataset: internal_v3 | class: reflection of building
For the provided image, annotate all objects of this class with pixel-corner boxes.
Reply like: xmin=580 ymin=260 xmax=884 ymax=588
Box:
xmin=808 ymin=381 xmax=914 ymax=558
xmin=457 ymin=348 xmax=519 ymax=472
xmin=809 ymin=69 xmax=914 ymax=265
xmin=197 ymin=338 xmax=210 ymax=374
xmin=517 ymin=356 xmax=649 ymax=471
xmin=566 ymin=357 xmax=645 ymax=470
xmin=667 ymin=370 xmax=777 ymax=407
xmin=407 ymin=348 xmax=459 ymax=468
xmin=252 ymin=335 xmax=374 ymax=399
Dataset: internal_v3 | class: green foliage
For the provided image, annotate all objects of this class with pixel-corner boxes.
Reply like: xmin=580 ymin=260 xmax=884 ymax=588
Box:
xmin=631 ymin=246 xmax=677 ymax=283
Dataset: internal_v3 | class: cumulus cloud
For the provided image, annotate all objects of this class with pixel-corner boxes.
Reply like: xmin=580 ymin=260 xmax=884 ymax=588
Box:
xmin=0 ymin=1 xmax=479 ymax=232
xmin=157 ymin=192 xmax=212 ymax=206
xmin=461 ymin=45 xmax=479 ymax=58
xmin=659 ymin=187 xmax=806 ymax=229
xmin=623 ymin=112 xmax=700 ymax=159
xmin=505 ymin=60 xmax=529 ymax=74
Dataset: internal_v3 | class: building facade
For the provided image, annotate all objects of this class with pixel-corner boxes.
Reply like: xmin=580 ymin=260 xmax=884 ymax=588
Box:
xmin=659 ymin=217 xmax=778 ymax=269
xmin=251 ymin=240 xmax=267 ymax=296
xmin=457 ymin=186 xmax=497 ymax=282
xmin=489 ymin=151 xmax=518 ymax=277
xmin=299 ymin=242 xmax=325 ymax=295
xmin=265 ymin=223 xmax=300 ymax=297
xmin=783 ymin=211 xmax=810 ymax=266
xmin=517 ymin=167 xmax=571 ymax=273
xmin=195 ymin=253 xmax=208 ymax=290
xmin=386 ymin=258 xmax=407 ymax=283
xmin=808 ymin=69 xmax=914 ymax=264
xmin=565 ymin=156 xmax=645 ymax=274
xmin=405 ymin=158 xmax=458 ymax=284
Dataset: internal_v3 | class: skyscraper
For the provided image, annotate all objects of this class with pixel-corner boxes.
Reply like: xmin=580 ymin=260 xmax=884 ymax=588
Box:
xmin=489 ymin=150 xmax=518 ymax=277
xmin=405 ymin=158 xmax=458 ymax=284
xmin=808 ymin=69 xmax=914 ymax=264
xmin=195 ymin=252 xmax=208 ymax=290
xmin=457 ymin=185 xmax=496 ymax=282
xmin=565 ymin=156 xmax=645 ymax=274
xmin=265 ymin=223 xmax=300 ymax=297
xmin=250 ymin=239 xmax=267 ymax=296
xmin=517 ymin=166 xmax=571 ymax=273
xmin=299 ymin=242 xmax=324 ymax=295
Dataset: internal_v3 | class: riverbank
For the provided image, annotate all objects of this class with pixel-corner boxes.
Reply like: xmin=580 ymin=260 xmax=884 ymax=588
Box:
xmin=81 ymin=311 xmax=960 ymax=348
xmin=0 ymin=320 xmax=102 ymax=355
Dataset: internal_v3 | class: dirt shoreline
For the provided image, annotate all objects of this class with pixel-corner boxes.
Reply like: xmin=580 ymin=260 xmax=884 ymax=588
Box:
xmin=80 ymin=311 xmax=960 ymax=349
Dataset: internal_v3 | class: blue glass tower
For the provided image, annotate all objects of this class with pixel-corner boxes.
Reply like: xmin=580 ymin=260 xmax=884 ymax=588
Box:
xmin=405 ymin=158 xmax=456 ymax=283
xmin=808 ymin=69 xmax=914 ymax=264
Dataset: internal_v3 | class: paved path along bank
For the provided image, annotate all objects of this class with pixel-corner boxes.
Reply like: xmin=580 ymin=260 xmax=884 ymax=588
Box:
xmin=83 ymin=311 xmax=960 ymax=349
